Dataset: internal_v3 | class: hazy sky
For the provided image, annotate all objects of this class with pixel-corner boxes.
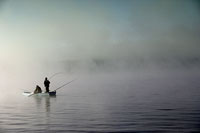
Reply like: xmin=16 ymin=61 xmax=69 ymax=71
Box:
xmin=0 ymin=0 xmax=200 ymax=67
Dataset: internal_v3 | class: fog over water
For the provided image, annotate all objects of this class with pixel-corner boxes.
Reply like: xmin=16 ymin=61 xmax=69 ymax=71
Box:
xmin=0 ymin=0 xmax=199 ymax=93
xmin=0 ymin=1 xmax=200 ymax=132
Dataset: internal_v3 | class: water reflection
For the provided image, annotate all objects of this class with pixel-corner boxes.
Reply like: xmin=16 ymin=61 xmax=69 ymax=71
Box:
xmin=33 ymin=95 xmax=56 ymax=113
xmin=45 ymin=96 xmax=50 ymax=113
xmin=34 ymin=95 xmax=42 ymax=108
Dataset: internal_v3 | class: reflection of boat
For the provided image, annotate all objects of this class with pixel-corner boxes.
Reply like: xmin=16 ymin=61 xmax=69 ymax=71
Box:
xmin=22 ymin=91 xmax=56 ymax=97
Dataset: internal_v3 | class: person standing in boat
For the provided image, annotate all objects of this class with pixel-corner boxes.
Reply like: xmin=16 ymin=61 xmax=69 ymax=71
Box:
xmin=44 ymin=77 xmax=50 ymax=93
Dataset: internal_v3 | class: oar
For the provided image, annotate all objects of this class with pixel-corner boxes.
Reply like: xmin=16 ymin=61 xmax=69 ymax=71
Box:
xmin=53 ymin=79 xmax=76 ymax=92
xmin=28 ymin=92 xmax=36 ymax=97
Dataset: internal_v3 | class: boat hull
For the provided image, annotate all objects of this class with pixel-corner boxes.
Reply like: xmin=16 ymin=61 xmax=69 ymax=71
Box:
xmin=23 ymin=91 xmax=56 ymax=97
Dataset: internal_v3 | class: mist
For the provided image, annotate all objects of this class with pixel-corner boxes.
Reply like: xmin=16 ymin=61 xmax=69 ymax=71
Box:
xmin=0 ymin=0 xmax=200 ymax=96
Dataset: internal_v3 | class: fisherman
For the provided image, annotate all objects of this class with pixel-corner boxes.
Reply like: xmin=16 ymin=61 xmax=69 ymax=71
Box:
xmin=34 ymin=85 xmax=42 ymax=94
xmin=44 ymin=77 xmax=50 ymax=93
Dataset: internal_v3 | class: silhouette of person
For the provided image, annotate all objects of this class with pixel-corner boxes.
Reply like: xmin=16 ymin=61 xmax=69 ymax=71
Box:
xmin=34 ymin=85 xmax=42 ymax=94
xmin=44 ymin=77 xmax=50 ymax=93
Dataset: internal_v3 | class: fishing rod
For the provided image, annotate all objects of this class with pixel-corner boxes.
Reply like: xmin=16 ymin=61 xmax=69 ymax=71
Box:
xmin=53 ymin=79 xmax=76 ymax=92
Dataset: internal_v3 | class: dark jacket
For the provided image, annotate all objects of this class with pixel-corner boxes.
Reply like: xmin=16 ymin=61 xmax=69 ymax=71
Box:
xmin=44 ymin=79 xmax=50 ymax=87
xmin=34 ymin=85 xmax=42 ymax=94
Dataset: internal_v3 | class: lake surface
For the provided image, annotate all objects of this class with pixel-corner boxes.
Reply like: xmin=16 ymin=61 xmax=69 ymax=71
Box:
xmin=0 ymin=70 xmax=200 ymax=132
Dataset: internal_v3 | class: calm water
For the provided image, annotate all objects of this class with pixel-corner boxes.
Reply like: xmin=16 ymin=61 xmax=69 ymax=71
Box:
xmin=0 ymin=70 xmax=200 ymax=133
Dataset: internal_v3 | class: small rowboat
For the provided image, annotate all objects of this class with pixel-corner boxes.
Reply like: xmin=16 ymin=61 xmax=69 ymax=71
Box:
xmin=23 ymin=91 xmax=56 ymax=97
xmin=22 ymin=79 xmax=75 ymax=97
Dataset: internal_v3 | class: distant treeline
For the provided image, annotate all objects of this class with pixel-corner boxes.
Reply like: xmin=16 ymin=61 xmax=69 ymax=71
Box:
xmin=60 ymin=57 xmax=200 ymax=73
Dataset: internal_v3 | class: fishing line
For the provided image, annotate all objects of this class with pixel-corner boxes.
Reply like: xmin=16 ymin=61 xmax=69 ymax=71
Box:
xmin=49 ymin=72 xmax=64 ymax=80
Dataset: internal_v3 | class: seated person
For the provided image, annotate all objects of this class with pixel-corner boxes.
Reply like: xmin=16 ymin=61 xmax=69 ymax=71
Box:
xmin=34 ymin=85 xmax=42 ymax=94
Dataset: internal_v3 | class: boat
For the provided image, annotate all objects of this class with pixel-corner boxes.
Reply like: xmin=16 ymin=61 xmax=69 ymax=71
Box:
xmin=23 ymin=91 xmax=56 ymax=97
xmin=22 ymin=79 xmax=75 ymax=97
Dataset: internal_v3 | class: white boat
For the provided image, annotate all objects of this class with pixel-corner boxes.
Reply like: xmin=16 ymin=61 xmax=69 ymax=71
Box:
xmin=23 ymin=91 xmax=56 ymax=97
xmin=22 ymin=79 xmax=75 ymax=97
